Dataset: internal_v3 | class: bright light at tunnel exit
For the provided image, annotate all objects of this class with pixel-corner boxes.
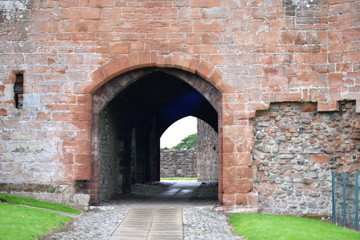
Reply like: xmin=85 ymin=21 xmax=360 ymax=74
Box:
xmin=160 ymin=116 xmax=197 ymax=148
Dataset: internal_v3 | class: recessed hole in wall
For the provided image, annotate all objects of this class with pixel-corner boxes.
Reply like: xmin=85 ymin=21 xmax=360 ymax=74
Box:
xmin=75 ymin=180 xmax=89 ymax=193
xmin=14 ymin=72 xmax=24 ymax=109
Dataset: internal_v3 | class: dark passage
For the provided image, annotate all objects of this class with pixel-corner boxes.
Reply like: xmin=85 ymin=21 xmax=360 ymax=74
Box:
xmin=95 ymin=69 xmax=219 ymax=202
xmin=110 ymin=181 xmax=219 ymax=207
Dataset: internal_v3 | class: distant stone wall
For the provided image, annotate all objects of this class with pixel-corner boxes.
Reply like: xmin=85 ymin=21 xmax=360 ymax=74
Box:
xmin=197 ymin=119 xmax=218 ymax=182
xmin=160 ymin=119 xmax=218 ymax=181
xmin=160 ymin=150 xmax=197 ymax=178
xmin=253 ymin=101 xmax=359 ymax=215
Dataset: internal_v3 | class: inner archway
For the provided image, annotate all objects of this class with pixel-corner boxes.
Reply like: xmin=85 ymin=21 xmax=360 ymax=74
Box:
xmin=90 ymin=68 xmax=221 ymax=204
xmin=160 ymin=117 xmax=218 ymax=183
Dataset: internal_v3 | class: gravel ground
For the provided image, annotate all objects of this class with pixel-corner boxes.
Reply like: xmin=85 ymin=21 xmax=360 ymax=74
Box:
xmin=43 ymin=207 xmax=129 ymax=240
xmin=183 ymin=207 xmax=244 ymax=240
xmin=43 ymin=181 xmax=243 ymax=240
xmin=183 ymin=182 xmax=243 ymax=239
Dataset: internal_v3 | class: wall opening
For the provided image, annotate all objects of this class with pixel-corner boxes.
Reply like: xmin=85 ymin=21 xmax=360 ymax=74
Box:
xmin=91 ymin=68 xmax=221 ymax=204
xmin=14 ymin=72 xmax=24 ymax=109
xmin=160 ymin=116 xmax=197 ymax=151
xmin=160 ymin=116 xmax=198 ymax=180
xmin=159 ymin=117 xmax=218 ymax=183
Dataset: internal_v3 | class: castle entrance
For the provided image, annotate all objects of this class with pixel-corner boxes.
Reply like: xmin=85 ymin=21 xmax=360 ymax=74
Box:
xmin=90 ymin=68 xmax=222 ymax=204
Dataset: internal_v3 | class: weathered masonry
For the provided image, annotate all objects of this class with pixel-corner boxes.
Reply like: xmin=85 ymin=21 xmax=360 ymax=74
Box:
xmin=160 ymin=150 xmax=197 ymax=178
xmin=197 ymin=119 xmax=218 ymax=182
xmin=0 ymin=0 xmax=359 ymax=213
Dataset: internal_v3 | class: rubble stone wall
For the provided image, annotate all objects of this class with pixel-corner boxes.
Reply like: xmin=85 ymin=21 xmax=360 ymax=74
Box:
xmin=197 ymin=119 xmax=218 ymax=182
xmin=97 ymin=106 xmax=123 ymax=201
xmin=160 ymin=150 xmax=197 ymax=178
xmin=253 ymin=101 xmax=359 ymax=215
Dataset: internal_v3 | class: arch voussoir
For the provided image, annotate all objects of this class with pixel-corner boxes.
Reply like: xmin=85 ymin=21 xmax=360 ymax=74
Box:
xmin=83 ymin=52 xmax=224 ymax=95
xmin=196 ymin=60 xmax=216 ymax=81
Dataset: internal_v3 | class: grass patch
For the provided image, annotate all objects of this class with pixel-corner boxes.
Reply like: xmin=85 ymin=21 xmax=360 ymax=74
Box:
xmin=229 ymin=213 xmax=360 ymax=240
xmin=0 ymin=202 xmax=72 ymax=240
xmin=160 ymin=177 xmax=197 ymax=180
xmin=0 ymin=193 xmax=82 ymax=215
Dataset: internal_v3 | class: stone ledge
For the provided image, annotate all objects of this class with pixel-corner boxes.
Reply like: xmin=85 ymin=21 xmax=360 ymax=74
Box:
xmin=1 ymin=191 xmax=90 ymax=211
xmin=214 ymin=205 xmax=258 ymax=215
xmin=317 ymin=101 xmax=339 ymax=112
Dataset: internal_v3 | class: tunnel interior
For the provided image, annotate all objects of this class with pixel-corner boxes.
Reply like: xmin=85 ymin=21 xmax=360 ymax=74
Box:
xmin=95 ymin=69 xmax=219 ymax=202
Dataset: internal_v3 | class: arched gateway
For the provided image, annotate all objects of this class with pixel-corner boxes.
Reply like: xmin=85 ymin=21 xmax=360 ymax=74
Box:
xmin=90 ymin=67 xmax=221 ymax=204
xmin=70 ymin=52 xmax=258 ymax=211
xmin=84 ymin=53 xmax=222 ymax=205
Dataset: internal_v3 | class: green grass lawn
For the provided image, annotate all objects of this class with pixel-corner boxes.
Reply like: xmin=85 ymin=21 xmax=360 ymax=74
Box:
xmin=160 ymin=177 xmax=197 ymax=180
xmin=229 ymin=213 xmax=360 ymax=240
xmin=0 ymin=202 xmax=72 ymax=240
xmin=0 ymin=193 xmax=81 ymax=215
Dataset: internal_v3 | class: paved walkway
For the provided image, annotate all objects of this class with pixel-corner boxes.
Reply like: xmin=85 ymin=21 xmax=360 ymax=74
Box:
xmin=110 ymin=208 xmax=182 ymax=240
xmin=44 ymin=181 xmax=242 ymax=240
xmin=109 ymin=182 xmax=201 ymax=240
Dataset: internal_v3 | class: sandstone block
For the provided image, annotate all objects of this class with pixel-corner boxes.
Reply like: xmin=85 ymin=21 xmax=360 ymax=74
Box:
xmin=191 ymin=0 xmax=221 ymax=7
xmin=68 ymin=8 xmax=101 ymax=19
xmin=0 ymin=108 xmax=7 ymax=116
xmin=109 ymin=43 xmax=130 ymax=54
xmin=301 ymin=103 xmax=317 ymax=112
xmin=223 ymin=178 xmax=253 ymax=193
xmin=223 ymin=152 xmax=252 ymax=166
xmin=194 ymin=20 xmax=225 ymax=32
xmin=310 ymin=154 xmax=329 ymax=163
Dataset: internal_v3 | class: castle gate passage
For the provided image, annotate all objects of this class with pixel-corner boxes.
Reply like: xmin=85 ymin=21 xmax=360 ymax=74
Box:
xmin=89 ymin=67 xmax=222 ymax=204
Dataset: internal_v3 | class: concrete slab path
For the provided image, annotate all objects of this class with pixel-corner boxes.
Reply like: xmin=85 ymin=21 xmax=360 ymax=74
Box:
xmin=110 ymin=208 xmax=182 ymax=240
xmin=109 ymin=181 xmax=201 ymax=240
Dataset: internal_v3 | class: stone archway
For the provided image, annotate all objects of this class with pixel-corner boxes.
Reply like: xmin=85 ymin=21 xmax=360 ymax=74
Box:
xmin=83 ymin=51 xmax=228 ymax=94
xmin=87 ymin=57 xmax=224 ymax=204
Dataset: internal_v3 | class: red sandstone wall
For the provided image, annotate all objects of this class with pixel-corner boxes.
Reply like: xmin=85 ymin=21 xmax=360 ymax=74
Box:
xmin=0 ymin=0 xmax=359 ymax=208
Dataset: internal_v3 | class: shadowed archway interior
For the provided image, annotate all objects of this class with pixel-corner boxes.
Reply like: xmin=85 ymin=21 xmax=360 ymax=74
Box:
xmin=91 ymin=68 xmax=220 ymax=203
